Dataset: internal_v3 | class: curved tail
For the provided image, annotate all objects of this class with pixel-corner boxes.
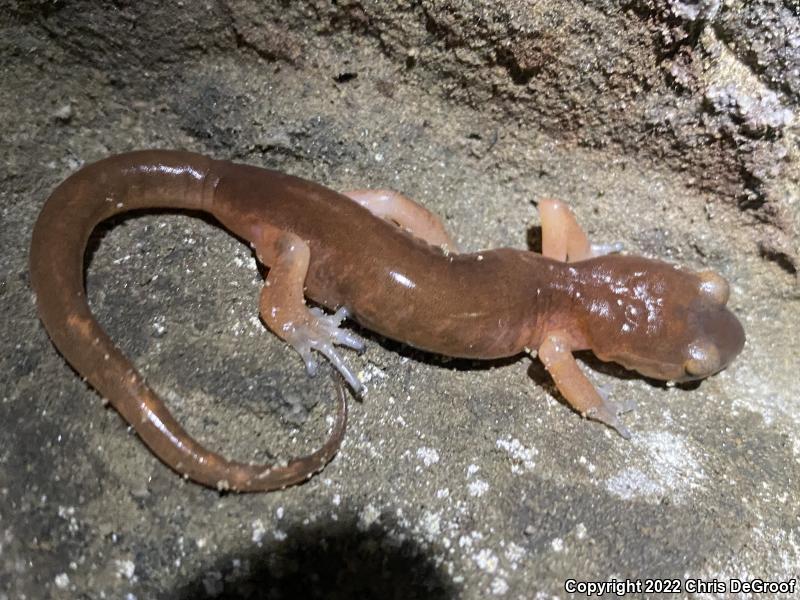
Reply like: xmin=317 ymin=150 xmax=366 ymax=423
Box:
xmin=29 ymin=150 xmax=346 ymax=492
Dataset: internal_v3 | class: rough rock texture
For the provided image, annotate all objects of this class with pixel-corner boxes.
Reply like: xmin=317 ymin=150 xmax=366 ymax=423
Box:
xmin=1 ymin=1 xmax=798 ymax=598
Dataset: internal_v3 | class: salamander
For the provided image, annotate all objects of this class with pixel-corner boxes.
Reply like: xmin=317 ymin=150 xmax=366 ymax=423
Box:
xmin=29 ymin=150 xmax=745 ymax=492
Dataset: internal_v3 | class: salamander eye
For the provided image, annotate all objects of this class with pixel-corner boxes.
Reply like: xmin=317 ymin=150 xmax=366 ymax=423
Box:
xmin=697 ymin=270 xmax=730 ymax=305
xmin=684 ymin=341 xmax=721 ymax=377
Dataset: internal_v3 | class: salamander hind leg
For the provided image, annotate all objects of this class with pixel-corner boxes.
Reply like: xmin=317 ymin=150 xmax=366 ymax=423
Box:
xmin=537 ymin=333 xmax=631 ymax=438
xmin=342 ymin=189 xmax=460 ymax=252
xmin=255 ymin=226 xmax=365 ymax=393
xmin=538 ymin=198 xmax=623 ymax=262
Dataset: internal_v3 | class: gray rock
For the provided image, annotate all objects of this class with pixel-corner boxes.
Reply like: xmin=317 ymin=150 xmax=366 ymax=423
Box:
xmin=2 ymin=1 xmax=798 ymax=598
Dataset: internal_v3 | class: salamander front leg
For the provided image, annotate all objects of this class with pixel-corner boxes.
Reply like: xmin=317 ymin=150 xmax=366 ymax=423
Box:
xmin=342 ymin=189 xmax=460 ymax=252
xmin=538 ymin=333 xmax=631 ymax=438
xmin=255 ymin=227 xmax=365 ymax=393
xmin=538 ymin=198 xmax=623 ymax=262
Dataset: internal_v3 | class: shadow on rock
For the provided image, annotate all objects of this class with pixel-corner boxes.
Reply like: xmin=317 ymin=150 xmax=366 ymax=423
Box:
xmin=170 ymin=513 xmax=458 ymax=600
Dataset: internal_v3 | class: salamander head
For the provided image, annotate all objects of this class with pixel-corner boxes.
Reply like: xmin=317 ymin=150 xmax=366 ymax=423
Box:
xmin=581 ymin=257 xmax=745 ymax=382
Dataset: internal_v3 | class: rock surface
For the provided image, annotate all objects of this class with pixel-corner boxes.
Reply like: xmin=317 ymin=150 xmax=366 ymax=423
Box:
xmin=1 ymin=1 xmax=798 ymax=598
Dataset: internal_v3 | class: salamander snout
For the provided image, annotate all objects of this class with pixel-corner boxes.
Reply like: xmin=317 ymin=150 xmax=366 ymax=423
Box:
xmin=579 ymin=257 xmax=745 ymax=383
xmin=682 ymin=272 xmax=745 ymax=380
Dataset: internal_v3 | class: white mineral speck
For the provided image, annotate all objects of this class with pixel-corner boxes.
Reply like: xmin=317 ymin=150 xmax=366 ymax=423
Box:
xmin=468 ymin=479 xmax=489 ymax=497
xmin=115 ymin=559 xmax=136 ymax=580
xmin=606 ymin=468 xmax=661 ymax=500
xmin=416 ymin=446 xmax=440 ymax=466
xmin=358 ymin=504 xmax=381 ymax=530
xmin=54 ymin=573 xmax=69 ymax=589
xmin=606 ymin=431 xmax=704 ymax=503
xmin=419 ymin=510 xmax=441 ymax=538
xmin=251 ymin=519 xmax=266 ymax=544
xmin=53 ymin=104 xmax=73 ymax=121
xmin=496 ymin=437 xmax=538 ymax=472
xmin=504 ymin=542 xmax=526 ymax=565
xmin=473 ymin=548 xmax=499 ymax=573
xmin=491 ymin=577 xmax=509 ymax=595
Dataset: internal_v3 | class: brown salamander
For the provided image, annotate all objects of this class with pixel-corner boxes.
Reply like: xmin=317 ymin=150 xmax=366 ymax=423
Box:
xmin=29 ymin=150 xmax=745 ymax=492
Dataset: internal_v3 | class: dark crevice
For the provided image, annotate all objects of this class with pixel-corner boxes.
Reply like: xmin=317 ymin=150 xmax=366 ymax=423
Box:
xmin=758 ymin=241 xmax=799 ymax=275
xmin=169 ymin=513 xmax=457 ymax=600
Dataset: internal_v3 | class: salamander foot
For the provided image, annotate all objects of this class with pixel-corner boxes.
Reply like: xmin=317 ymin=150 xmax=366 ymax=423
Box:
xmin=286 ymin=306 xmax=365 ymax=393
